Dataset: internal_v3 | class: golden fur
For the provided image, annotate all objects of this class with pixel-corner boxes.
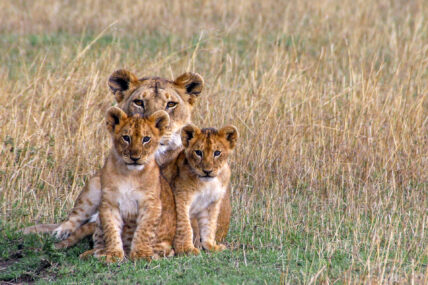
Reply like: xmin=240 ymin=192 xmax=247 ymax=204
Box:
xmin=22 ymin=69 xmax=232 ymax=252
xmin=81 ymin=107 xmax=175 ymax=262
xmin=49 ymin=70 xmax=204 ymax=241
xmin=162 ymin=124 xmax=238 ymax=255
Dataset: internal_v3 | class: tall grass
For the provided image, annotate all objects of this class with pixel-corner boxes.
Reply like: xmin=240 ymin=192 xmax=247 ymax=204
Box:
xmin=0 ymin=0 xmax=426 ymax=282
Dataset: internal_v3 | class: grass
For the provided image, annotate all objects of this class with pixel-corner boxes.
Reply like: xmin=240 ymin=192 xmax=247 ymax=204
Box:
xmin=0 ymin=0 xmax=427 ymax=283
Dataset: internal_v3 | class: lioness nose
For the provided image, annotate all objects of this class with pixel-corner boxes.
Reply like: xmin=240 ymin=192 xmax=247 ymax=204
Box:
xmin=203 ymin=170 xmax=212 ymax=175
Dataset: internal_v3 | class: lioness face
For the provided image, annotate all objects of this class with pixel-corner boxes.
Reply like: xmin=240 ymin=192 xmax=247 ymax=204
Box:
xmin=106 ymin=107 xmax=169 ymax=170
xmin=181 ymin=124 xmax=238 ymax=179
xmin=108 ymin=70 xmax=204 ymax=136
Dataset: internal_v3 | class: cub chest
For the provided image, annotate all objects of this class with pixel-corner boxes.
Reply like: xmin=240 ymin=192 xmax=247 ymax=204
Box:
xmin=115 ymin=181 xmax=145 ymax=221
xmin=189 ymin=178 xmax=225 ymax=217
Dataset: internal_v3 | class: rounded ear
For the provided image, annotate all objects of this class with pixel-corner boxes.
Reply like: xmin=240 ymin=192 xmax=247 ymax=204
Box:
xmin=149 ymin=110 xmax=170 ymax=135
xmin=219 ymin=125 xmax=238 ymax=149
xmin=108 ymin=69 xmax=139 ymax=103
xmin=174 ymin=72 xmax=204 ymax=105
xmin=181 ymin=124 xmax=200 ymax=148
xmin=106 ymin=107 xmax=127 ymax=133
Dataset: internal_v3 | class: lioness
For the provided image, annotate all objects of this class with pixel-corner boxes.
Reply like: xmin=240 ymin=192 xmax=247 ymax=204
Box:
xmin=162 ymin=124 xmax=238 ymax=255
xmin=90 ymin=107 xmax=173 ymax=262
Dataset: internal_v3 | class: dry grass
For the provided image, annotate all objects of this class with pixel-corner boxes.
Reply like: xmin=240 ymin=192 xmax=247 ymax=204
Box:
xmin=0 ymin=0 xmax=427 ymax=283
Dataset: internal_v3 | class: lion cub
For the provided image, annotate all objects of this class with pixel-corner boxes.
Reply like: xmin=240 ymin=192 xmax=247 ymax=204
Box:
xmin=163 ymin=124 xmax=238 ymax=255
xmin=94 ymin=107 xmax=175 ymax=262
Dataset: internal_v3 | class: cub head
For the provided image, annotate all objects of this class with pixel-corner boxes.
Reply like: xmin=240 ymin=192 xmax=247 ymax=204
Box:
xmin=181 ymin=124 xmax=238 ymax=180
xmin=108 ymin=69 xmax=203 ymax=135
xmin=106 ymin=106 xmax=170 ymax=170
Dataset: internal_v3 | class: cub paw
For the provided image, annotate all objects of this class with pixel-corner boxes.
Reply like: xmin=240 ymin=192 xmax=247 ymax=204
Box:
xmin=174 ymin=244 xmax=200 ymax=256
xmin=203 ymin=242 xmax=226 ymax=252
xmin=98 ymin=249 xmax=125 ymax=263
xmin=79 ymin=249 xmax=97 ymax=260
xmin=129 ymin=249 xmax=153 ymax=261
xmin=154 ymin=242 xmax=174 ymax=258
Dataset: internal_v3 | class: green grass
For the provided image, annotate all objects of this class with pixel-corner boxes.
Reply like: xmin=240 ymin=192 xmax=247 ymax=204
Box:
xmin=0 ymin=226 xmax=285 ymax=284
xmin=1 ymin=195 xmax=426 ymax=284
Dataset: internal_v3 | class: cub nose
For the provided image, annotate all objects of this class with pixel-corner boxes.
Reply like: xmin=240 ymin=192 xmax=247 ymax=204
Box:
xmin=130 ymin=156 xmax=140 ymax=162
xmin=203 ymin=170 xmax=213 ymax=176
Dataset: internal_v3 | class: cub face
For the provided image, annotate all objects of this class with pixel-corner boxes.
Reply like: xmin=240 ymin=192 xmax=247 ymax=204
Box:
xmin=108 ymin=69 xmax=204 ymax=134
xmin=106 ymin=107 xmax=170 ymax=170
xmin=181 ymin=124 xmax=238 ymax=179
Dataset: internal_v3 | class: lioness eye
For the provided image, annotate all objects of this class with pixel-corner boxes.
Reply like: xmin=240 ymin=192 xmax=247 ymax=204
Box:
xmin=133 ymin=99 xmax=144 ymax=108
xmin=122 ymin=135 xmax=130 ymax=143
xmin=143 ymin=136 xmax=151 ymax=143
xmin=166 ymin=101 xmax=177 ymax=109
xmin=214 ymin=150 xmax=221 ymax=157
xmin=195 ymin=150 xmax=203 ymax=157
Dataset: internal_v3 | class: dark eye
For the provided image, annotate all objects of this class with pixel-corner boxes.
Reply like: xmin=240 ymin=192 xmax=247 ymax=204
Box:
xmin=214 ymin=150 xmax=221 ymax=157
xmin=122 ymin=135 xmax=130 ymax=143
xmin=143 ymin=136 xmax=151 ymax=143
xmin=166 ymin=101 xmax=177 ymax=109
xmin=133 ymin=99 xmax=144 ymax=108
xmin=195 ymin=150 xmax=203 ymax=157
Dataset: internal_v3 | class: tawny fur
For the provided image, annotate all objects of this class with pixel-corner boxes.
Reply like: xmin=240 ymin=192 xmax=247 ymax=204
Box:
xmin=22 ymin=69 xmax=231 ymax=249
xmin=80 ymin=107 xmax=175 ymax=263
xmin=162 ymin=124 xmax=238 ymax=255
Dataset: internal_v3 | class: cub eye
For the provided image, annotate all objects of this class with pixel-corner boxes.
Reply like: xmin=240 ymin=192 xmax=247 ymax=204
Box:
xmin=133 ymin=99 xmax=144 ymax=108
xmin=142 ymin=136 xmax=151 ymax=143
xmin=166 ymin=101 xmax=177 ymax=109
xmin=195 ymin=150 xmax=203 ymax=157
xmin=214 ymin=150 xmax=221 ymax=157
xmin=122 ymin=135 xmax=130 ymax=143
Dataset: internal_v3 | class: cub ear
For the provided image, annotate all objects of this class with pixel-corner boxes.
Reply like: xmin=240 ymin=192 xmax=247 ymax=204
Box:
xmin=174 ymin=72 xmax=204 ymax=105
xmin=219 ymin=125 xmax=238 ymax=149
xmin=181 ymin=124 xmax=200 ymax=148
xmin=108 ymin=69 xmax=139 ymax=103
xmin=149 ymin=110 xmax=170 ymax=135
xmin=106 ymin=107 xmax=127 ymax=133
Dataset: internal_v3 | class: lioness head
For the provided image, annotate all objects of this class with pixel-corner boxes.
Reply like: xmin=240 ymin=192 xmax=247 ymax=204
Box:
xmin=181 ymin=124 xmax=238 ymax=179
xmin=108 ymin=69 xmax=203 ymax=135
xmin=106 ymin=106 xmax=170 ymax=170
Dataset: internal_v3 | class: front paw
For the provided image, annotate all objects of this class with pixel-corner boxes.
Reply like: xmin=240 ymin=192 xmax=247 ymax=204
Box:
xmin=53 ymin=222 xmax=75 ymax=240
xmin=97 ymin=249 xmax=125 ymax=263
xmin=129 ymin=248 xmax=154 ymax=261
xmin=79 ymin=249 xmax=97 ymax=260
xmin=202 ymin=242 xmax=226 ymax=252
xmin=174 ymin=243 xmax=200 ymax=256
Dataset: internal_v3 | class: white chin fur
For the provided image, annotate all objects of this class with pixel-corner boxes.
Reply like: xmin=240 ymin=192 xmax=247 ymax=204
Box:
xmin=199 ymin=176 xmax=215 ymax=182
xmin=127 ymin=164 xmax=145 ymax=171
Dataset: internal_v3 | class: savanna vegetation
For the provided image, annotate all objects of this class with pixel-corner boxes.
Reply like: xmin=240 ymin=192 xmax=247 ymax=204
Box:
xmin=0 ymin=0 xmax=426 ymax=283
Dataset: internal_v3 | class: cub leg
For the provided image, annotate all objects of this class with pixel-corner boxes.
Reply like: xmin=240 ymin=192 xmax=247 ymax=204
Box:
xmin=215 ymin=186 xmax=231 ymax=242
xmin=174 ymin=195 xmax=200 ymax=255
xmin=79 ymin=224 xmax=105 ymax=259
xmin=198 ymin=201 xmax=226 ymax=252
xmin=99 ymin=201 xmax=124 ymax=263
xmin=129 ymin=197 xmax=161 ymax=261
xmin=54 ymin=175 xmax=101 ymax=239
xmin=153 ymin=178 xmax=176 ymax=257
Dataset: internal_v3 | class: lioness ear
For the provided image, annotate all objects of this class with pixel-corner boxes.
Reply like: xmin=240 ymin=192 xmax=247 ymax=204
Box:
xmin=181 ymin=124 xmax=200 ymax=148
xmin=149 ymin=110 xmax=170 ymax=135
xmin=106 ymin=107 xmax=127 ymax=133
xmin=108 ymin=69 xmax=139 ymax=103
xmin=174 ymin=72 xmax=204 ymax=105
xmin=219 ymin=125 xmax=238 ymax=149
